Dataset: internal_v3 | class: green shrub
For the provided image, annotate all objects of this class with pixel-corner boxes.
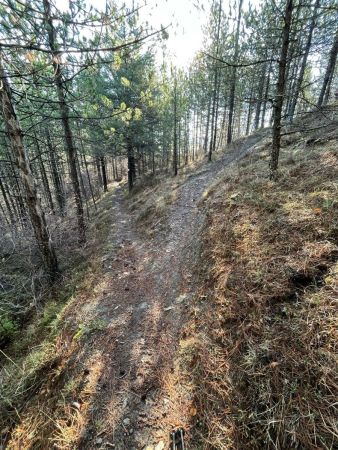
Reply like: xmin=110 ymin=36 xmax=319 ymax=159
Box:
xmin=0 ymin=314 xmax=18 ymax=344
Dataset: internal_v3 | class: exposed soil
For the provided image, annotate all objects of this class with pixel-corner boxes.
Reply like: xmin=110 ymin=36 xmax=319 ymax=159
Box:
xmin=78 ymin=136 xmax=263 ymax=449
xmin=3 ymin=135 xmax=263 ymax=450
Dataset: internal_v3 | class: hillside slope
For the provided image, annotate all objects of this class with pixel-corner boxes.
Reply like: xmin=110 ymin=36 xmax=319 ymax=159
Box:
xmin=0 ymin=133 xmax=262 ymax=450
xmin=1 ymin=109 xmax=337 ymax=450
xmin=184 ymin=109 xmax=338 ymax=449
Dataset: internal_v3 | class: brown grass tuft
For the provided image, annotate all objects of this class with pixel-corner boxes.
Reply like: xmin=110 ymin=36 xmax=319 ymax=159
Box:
xmin=189 ymin=136 xmax=338 ymax=449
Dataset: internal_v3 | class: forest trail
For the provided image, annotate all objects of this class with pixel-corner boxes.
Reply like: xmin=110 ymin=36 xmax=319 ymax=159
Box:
xmin=63 ymin=134 xmax=263 ymax=450
xmin=6 ymin=135 xmax=262 ymax=450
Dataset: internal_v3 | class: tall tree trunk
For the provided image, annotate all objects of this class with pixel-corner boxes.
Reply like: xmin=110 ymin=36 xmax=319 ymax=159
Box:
xmin=100 ymin=156 xmax=108 ymax=192
xmin=46 ymin=129 xmax=65 ymax=214
xmin=270 ymin=0 xmax=293 ymax=179
xmin=0 ymin=58 xmax=58 ymax=279
xmin=317 ymin=29 xmax=338 ymax=107
xmin=5 ymin=139 xmax=27 ymax=225
xmin=127 ymin=139 xmax=135 ymax=191
xmin=76 ymin=124 xmax=97 ymax=208
xmin=289 ymin=0 xmax=320 ymax=121
xmin=33 ymin=129 xmax=55 ymax=213
xmin=246 ymin=85 xmax=254 ymax=135
xmin=1 ymin=166 xmax=21 ymax=225
xmin=203 ymin=97 xmax=211 ymax=154
xmin=95 ymin=154 xmax=103 ymax=189
xmin=0 ymin=171 xmax=15 ymax=225
xmin=254 ymin=60 xmax=267 ymax=130
xmin=208 ymin=0 xmax=222 ymax=161
xmin=43 ymin=0 xmax=85 ymax=243
xmin=227 ymin=0 xmax=243 ymax=144
xmin=211 ymin=75 xmax=221 ymax=153
xmin=261 ymin=61 xmax=272 ymax=128
xmin=184 ymin=111 xmax=189 ymax=164
xmin=173 ymin=75 xmax=178 ymax=176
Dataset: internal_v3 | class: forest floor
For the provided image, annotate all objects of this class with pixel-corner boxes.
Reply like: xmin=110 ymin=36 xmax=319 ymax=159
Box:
xmin=2 ymin=107 xmax=338 ymax=450
xmin=1 ymin=133 xmax=264 ymax=449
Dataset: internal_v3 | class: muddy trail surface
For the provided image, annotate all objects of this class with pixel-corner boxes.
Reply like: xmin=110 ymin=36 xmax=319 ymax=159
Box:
xmin=5 ymin=135 xmax=262 ymax=450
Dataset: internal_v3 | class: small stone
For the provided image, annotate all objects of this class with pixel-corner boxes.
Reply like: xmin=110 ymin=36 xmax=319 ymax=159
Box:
xmin=129 ymin=428 xmax=134 ymax=434
xmin=155 ymin=442 xmax=165 ymax=450
xmin=72 ymin=401 xmax=81 ymax=410
xmin=164 ymin=306 xmax=174 ymax=311
xmin=138 ymin=302 xmax=149 ymax=310
xmin=176 ymin=294 xmax=188 ymax=304
xmin=96 ymin=437 xmax=103 ymax=445
xmin=122 ymin=418 xmax=131 ymax=426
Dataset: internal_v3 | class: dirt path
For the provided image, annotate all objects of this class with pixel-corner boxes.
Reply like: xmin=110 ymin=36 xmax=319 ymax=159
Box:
xmin=39 ymin=136 xmax=262 ymax=450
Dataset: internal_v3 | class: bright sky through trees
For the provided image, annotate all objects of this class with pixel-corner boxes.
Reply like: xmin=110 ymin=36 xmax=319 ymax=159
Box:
xmin=56 ymin=0 xmax=264 ymax=67
xmin=56 ymin=0 xmax=209 ymax=67
xmin=136 ymin=0 xmax=209 ymax=67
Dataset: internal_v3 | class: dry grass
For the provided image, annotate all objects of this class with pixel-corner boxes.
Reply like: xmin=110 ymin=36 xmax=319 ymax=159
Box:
xmin=188 ymin=133 xmax=338 ymax=449
xmin=128 ymin=161 xmax=208 ymax=236
xmin=0 ymin=186 xmax=117 ymax=449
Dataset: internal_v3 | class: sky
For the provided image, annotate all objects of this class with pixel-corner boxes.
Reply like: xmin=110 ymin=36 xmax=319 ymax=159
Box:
xmin=135 ymin=0 xmax=209 ymax=67
xmin=56 ymin=0 xmax=210 ymax=67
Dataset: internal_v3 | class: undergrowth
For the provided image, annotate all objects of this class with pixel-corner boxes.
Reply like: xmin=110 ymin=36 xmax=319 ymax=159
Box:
xmin=187 ymin=130 xmax=338 ymax=449
xmin=0 ymin=187 xmax=116 ymax=449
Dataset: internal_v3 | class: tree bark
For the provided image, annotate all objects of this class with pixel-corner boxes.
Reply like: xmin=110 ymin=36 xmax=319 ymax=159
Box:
xmin=288 ymin=0 xmax=320 ymax=121
xmin=173 ymin=74 xmax=178 ymax=176
xmin=32 ymin=129 xmax=55 ymax=213
xmin=0 ymin=171 xmax=15 ymax=225
xmin=0 ymin=58 xmax=58 ymax=279
xmin=227 ymin=0 xmax=243 ymax=144
xmin=127 ymin=139 xmax=136 ymax=191
xmin=254 ymin=61 xmax=267 ymax=130
xmin=270 ymin=0 xmax=293 ymax=179
xmin=43 ymin=0 xmax=85 ymax=243
xmin=46 ymin=129 xmax=65 ymax=214
xmin=317 ymin=29 xmax=338 ymax=107
xmin=100 ymin=156 xmax=108 ymax=192
xmin=203 ymin=97 xmax=211 ymax=154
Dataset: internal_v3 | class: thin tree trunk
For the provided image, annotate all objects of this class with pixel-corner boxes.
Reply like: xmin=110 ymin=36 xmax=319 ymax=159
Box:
xmin=127 ymin=138 xmax=136 ymax=191
xmin=100 ymin=156 xmax=108 ymax=192
xmin=95 ymin=154 xmax=103 ymax=189
xmin=261 ymin=61 xmax=272 ymax=128
xmin=317 ymin=29 xmax=338 ymax=107
xmin=0 ymin=172 xmax=15 ymax=225
xmin=77 ymin=125 xmax=97 ymax=208
xmin=5 ymin=142 xmax=27 ymax=225
xmin=0 ymin=58 xmax=58 ymax=279
xmin=46 ymin=129 xmax=65 ymax=214
xmin=43 ymin=0 xmax=85 ymax=243
xmin=246 ymin=86 xmax=254 ymax=136
xmin=33 ymin=129 xmax=55 ymax=213
xmin=203 ymin=97 xmax=211 ymax=154
xmin=254 ymin=61 xmax=267 ymax=130
xmin=212 ymin=75 xmax=221 ymax=153
xmin=289 ymin=0 xmax=320 ymax=120
xmin=208 ymin=0 xmax=222 ymax=161
xmin=227 ymin=0 xmax=243 ymax=144
xmin=173 ymin=75 xmax=178 ymax=176
xmin=270 ymin=0 xmax=293 ymax=179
